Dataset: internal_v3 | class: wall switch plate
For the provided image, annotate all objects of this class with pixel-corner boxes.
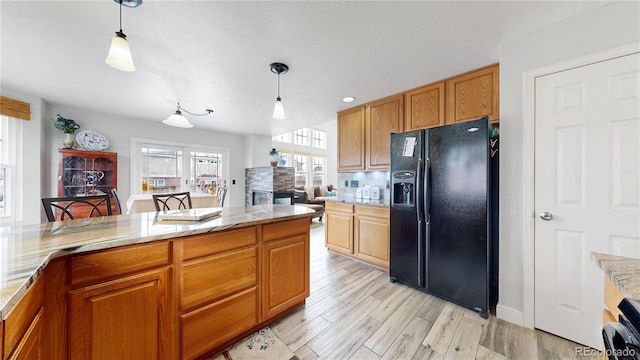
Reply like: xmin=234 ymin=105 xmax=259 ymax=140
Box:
xmin=344 ymin=180 xmax=349 ymax=187
xmin=350 ymin=180 xmax=359 ymax=188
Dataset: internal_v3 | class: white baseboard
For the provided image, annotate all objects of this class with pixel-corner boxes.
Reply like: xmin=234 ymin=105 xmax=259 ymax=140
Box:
xmin=496 ymin=304 xmax=526 ymax=327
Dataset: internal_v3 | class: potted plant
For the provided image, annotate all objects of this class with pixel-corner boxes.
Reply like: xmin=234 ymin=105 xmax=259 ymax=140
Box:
xmin=53 ymin=114 xmax=80 ymax=148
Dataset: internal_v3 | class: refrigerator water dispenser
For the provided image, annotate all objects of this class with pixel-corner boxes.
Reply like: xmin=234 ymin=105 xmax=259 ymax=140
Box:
xmin=392 ymin=171 xmax=415 ymax=206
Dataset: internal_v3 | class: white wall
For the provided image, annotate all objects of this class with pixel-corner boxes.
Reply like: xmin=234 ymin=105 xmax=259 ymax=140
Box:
xmin=41 ymin=103 xmax=248 ymax=220
xmin=245 ymin=134 xmax=273 ymax=168
xmin=0 ymin=88 xmax=44 ymax=224
xmin=497 ymin=1 xmax=640 ymax=323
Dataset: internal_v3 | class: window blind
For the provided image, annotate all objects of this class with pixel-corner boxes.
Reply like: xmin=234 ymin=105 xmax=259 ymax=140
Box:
xmin=0 ymin=96 xmax=31 ymax=120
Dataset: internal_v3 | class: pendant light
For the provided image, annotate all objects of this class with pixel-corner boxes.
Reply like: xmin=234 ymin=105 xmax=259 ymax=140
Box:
xmin=163 ymin=102 xmax=213 ymax=128
xmin=105 ymin=0 xmax=138 ymax=72
xmin=270 ymin=63 xmax=289 ymax=120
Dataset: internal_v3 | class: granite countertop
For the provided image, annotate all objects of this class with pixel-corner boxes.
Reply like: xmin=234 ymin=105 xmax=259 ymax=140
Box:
xmin=324 ymin=196 xmax=390 ymax=207
xmin=0 ymin=204 xmax=314 ymax=318
xmin=591 ymin=252 xmax=640 ymax=299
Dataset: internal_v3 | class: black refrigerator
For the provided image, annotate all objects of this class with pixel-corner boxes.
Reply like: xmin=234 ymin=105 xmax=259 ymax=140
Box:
xmin=389 ymin=116 xmax=498 ymax=318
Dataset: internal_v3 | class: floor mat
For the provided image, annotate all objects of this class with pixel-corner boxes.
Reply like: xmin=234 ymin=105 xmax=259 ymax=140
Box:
xmin=209 ymin=327 xmax=298 ymax=360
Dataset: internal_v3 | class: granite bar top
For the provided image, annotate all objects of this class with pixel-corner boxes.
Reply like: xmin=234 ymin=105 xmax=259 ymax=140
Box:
xmin=324 ymin=196 xmax=390 ymax=207
xmin=591 ymin=252 xmax=640 ymax=299
xmin=0 ymin=204 xmax=314 ymax=318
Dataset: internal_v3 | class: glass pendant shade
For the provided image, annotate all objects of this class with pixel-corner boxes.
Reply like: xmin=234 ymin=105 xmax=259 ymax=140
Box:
xmin=163 ymin=111 xmax=193 ymax=128
xmin=272 ymin=97 xmax=285 ymax=120
xmin=105 ymin=32 xmax=135 ymax=72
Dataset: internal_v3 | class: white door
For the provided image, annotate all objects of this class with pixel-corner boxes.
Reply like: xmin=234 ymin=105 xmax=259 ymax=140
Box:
xmin=534 ymin=52 xmax=640 ymax=348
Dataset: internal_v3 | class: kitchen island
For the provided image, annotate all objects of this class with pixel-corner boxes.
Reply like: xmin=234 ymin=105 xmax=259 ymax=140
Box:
xmin=1 ymin=204 xmax=314 ymax=359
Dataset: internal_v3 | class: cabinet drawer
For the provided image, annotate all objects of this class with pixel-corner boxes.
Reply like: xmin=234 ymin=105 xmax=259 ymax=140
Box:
xmin=181 ymin=247 xmax=257 ymax=311
xmin=70 ymin=241 xmax=170 ymax=288
xmin=181 ymin=227 xmax=256 ymax=261
xmin=3 ymin=275 xmax=44 ymax=359
xmin=262 ymin=218 xmax=309 ymax=242
xmin=326 ymin=201 xmax=354 ymax=214
xmin=181 ymin=287 xmax=257 ymax=360
xmin=354 ymin=205 xmax=389 ymax=219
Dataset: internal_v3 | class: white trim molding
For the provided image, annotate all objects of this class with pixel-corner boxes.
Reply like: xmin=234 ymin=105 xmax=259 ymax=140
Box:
xmin=522 ymin=42 xmax=640 ymax=329
xmin=497 ymin=304 xmax=525 ymax=326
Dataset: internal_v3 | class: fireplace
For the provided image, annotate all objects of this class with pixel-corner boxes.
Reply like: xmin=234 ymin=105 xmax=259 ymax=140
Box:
xmin=252 ymin=190 xmax=294 ymax=205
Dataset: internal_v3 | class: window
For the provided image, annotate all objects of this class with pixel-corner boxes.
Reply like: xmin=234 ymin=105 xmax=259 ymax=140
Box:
xmin=133 ymin=139 xmax=228 ymax=196
xmin=293 ymin=154 xmax=309 ymax=187
xmin=191 ymin=151 xmax=223 ymax=194
xmin=312 ymin=130 xmax=327 ymax=149
xmin=272 ymin=132 xmax=292 ymax=143
xmin=273 ymin=126 xmax=328 ymax=187
xmin=278 ymin=152 xmax=291 ymax=167
xmin=312 ymin=156 xmax=326 ymax=186
xmin=140 ymin=146 xmax=183 ymax=193
xmin=0 ymin=116 xmax=21 ymax=222
xmin=293 ymin=128 xmax=310 ymax=146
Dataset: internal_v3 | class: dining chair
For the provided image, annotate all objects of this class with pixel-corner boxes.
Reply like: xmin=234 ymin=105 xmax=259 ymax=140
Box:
xmin=42 ymin=194 xmax=112 ymax=222
xmin=152 ymin=192 xmax=193 ymax=211
xmin=216 ymin=187 xmax=228 ymax=207
xmin=110 ymin=189 xmax=122 ymax=215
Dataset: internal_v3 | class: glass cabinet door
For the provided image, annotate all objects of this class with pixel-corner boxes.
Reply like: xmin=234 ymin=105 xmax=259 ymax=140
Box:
xmin=58 ymin=149 xmax=117 ymax=198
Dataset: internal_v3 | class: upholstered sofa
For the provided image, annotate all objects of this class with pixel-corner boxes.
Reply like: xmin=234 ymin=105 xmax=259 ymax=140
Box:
xmin=293 ymin=185 xmax=335 ymax=221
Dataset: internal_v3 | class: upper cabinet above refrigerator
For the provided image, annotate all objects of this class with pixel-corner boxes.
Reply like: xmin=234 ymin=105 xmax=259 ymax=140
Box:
xmin=446 ymin=64 xmax=500 ymax=125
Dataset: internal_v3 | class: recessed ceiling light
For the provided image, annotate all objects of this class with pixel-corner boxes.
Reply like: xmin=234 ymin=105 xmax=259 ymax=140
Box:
xmin=342 ymin=96 xmax=355 ymax=103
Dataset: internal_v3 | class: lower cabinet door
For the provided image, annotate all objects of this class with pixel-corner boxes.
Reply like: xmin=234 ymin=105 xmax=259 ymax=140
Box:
xmin=355 ymin=215 xmax=390 ymax=269
xmin=262 ymin=235 xmax=310 ymax=321
xmin=181 ymin=287 xmax=257 ymax=360
xmin=69 ymin=268 xmax=170 ymax=360
xmin=7 ymin=308 xmax=44 ymax=360
xmin=325 ymin=211 xmax=353 ymax=255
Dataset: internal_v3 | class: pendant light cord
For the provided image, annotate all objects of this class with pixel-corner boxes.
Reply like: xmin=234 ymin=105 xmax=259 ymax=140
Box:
xmin=277 ymin=73 xmax=281 ymax=99
xmin=119 ymin=0 xmax=123 ymax=33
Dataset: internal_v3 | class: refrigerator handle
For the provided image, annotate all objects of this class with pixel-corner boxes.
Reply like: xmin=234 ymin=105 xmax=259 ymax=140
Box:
xmin=416 ymin=158 xmax=424 ymax=222
xmin=424 ymin=158 xmax=431 ymax=223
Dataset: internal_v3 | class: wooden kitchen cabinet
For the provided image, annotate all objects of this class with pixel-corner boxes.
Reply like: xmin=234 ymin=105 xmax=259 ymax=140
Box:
xmin=366 ymin=94 xmax=404 ymax=170
xmin=3 ymin=216 xmax=311 ymax=360
xmin=338 ymin=64 xmax=499 ymax=172
xmin=68 ymin=241 xmax=171 ymax=360
xmin=325 ymin=202 xmax=390 ymax=269
xmin=354 ymin=205 xmax=390 ymax=269
xmin=404 ymin=81 xmax=446 ymax=131
xmin=181 ymin=288 xmax=257 ymax=360
xmin=337 ymin=106 xmax=366 ymax=171
xmin=603 ymin=277 xmax=624 ymax=323
xmin=57 ymin=149 xmax=118 ymax=218
xmin=3 ymin=275 xmax=44 ymax=360
xmin=325 ymin=201 xmax=354 ymax=256
xmin=261 ymin=218 xmax=310 ymax=321
xmin=178 ymin=227 xmax=258 ymax=359
xmin=446 ymin=63 xmax=499 ymax=124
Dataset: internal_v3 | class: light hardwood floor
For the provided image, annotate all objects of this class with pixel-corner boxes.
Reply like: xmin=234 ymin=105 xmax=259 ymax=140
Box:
xmin=270 ymin=222 xmax=600 ymax=360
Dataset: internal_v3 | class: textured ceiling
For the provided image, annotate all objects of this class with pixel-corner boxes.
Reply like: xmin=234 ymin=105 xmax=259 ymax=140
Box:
xmin=0 ymin=1 xmax=610 ymax=136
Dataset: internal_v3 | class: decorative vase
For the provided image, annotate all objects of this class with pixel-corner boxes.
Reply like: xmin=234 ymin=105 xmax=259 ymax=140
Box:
xmin=268 ymin=148 xmax=280 ymax=167
xmin=63 ymin=133 xmax=74 ymax=149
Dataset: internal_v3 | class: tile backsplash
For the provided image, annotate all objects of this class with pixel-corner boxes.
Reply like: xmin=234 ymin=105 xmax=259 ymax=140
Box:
xmin=337 ymin=171 xmax=390 ymax=199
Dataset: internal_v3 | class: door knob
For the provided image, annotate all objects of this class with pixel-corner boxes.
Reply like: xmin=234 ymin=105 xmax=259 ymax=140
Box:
xmin=539 ymin=212 xmax=553 ymax=221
